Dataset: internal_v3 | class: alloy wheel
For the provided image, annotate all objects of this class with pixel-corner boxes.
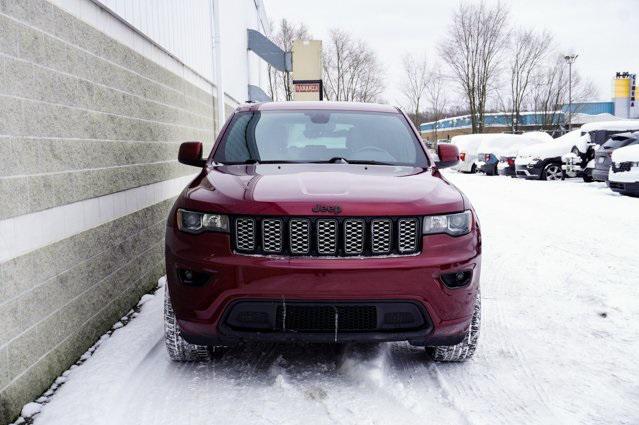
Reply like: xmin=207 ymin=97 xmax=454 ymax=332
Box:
xmin=545 ymin=164 xmax=562 ymax=180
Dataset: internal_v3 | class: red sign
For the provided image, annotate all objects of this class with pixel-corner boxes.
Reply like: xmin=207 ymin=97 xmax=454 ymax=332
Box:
xmin=295 ymin=82 xmax=320 ymax=93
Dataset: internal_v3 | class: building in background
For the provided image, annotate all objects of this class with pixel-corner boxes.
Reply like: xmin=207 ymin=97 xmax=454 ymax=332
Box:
xmin=421 ymin=72 xmax=638 ymax=141
xmin=613 ymin=72 xmax=637 ymax=119
xmin=0 ymin=1 xmax=274 ymax=422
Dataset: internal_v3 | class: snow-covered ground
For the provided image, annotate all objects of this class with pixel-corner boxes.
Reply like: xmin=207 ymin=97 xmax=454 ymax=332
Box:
xmin=19 ymin=173 xmax=639 ymax=425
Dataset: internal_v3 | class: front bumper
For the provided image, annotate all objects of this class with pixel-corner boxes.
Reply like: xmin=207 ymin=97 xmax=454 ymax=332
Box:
xmin=165 ymin=226 xmax=481 ymax=346
xmin=515 ymin=164 xmax=542 ymax=179
xmin=608 ymin=180 xmax=639 ymax=196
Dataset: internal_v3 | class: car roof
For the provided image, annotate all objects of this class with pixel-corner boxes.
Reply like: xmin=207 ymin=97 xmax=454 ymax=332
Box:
xmin=235 ymin=101 xmax=399 ymax=113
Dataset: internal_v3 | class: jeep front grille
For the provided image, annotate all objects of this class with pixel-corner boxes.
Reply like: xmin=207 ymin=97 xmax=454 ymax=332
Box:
xmin=235 ymin=218 xmax=255 ymax=251
xmin=398 ymin=218 xmax=419 ymax=253
xmin=233 ymin=216 xmax=421 ymax=257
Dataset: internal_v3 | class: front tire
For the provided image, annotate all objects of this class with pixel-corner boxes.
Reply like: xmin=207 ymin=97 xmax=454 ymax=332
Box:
xmin=541 ymin=163 xmax=562 ymax=181
xmin=164 ymin=285 xmax=211 ymax=362
xmin=427 ymin=293 xmax=481 ymax=362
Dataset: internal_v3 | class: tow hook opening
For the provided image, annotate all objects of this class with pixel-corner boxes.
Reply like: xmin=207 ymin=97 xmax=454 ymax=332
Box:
xmin=440 ymin=270 xmax=473 ymax=288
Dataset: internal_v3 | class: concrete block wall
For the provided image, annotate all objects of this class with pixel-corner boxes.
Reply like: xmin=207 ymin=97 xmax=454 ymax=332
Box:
xmin=0 ymin=1 xmax=219 ymax=422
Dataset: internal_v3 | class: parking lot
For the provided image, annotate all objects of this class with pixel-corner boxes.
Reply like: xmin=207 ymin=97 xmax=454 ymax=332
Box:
xmin=24 ymin=171 xmax=639 ymax=425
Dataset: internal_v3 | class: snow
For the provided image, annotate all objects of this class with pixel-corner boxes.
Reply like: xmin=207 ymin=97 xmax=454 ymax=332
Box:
xmin=476 ymin=134 xmax=540 ymax=157
xmin=450 ymin=134 xmax=484 ymax=153
xmin=569 ymin=113 xmax=621 ymax=125
xmin=579 ymin=119 xmax=639 ymax=132
xmin=20 ymin=174 xmax=639 ymax=425
xmin=611 ymin=143 xmax=639 ymax=163
xmin=516 ymin=129 xmax=584 ymax=161
xmin=21 ymin=403 xmax=42 ymax=418
xmin=451 ymin=135 xmax=484 ymax=172
xmin=521 ymin=131 xmax=553 ymax=143
xmin=610 ymin=145 xmax=639 ymax=182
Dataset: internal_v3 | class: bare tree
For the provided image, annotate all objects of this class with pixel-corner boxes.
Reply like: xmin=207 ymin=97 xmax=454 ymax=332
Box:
xmin=439 ymin=1 xmax=509 ymax=133
xmin=508 ymin=29 xmax=552 ymax=131
xmin=266 ymin=19 xmax=311 ymax=101
xmin=400 ymin=53 xmax=430 ymax=122
xmin=323 ymin=29 xmax=385 ymax=102
xmin=529 ymin=54 xmax=598 ymax=132
xmin=425 ymin=70 xmax=449 ymax=144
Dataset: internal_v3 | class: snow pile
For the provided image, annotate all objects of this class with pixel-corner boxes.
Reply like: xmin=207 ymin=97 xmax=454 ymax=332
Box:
xmin=21 ymin=403 xmax=42 ymax=418
xmin=522 ymin=131 xmax=553 ymax=144
xmin=476 ymin=134 xmax=540 ymax=157
xmin=570 ymin=113 xmax=621 ymax=125
xmin=450 ymin=134 xmax=484 ymax=154
xmin=579 ymin=119 xmax=639 ymax=133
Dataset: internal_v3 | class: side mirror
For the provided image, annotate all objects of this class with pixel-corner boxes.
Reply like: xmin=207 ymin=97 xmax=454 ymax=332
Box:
xmin=178 ymin=141 xmax=206 ymax=167
xmin=435 ymin=144 xmax=459 ymax=168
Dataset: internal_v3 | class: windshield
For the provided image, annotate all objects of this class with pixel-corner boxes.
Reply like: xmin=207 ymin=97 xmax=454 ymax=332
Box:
xmin=212 ymin=110 xmax=428 ymax=167
xmin=602 ymin=136 xmax=638 ymax=149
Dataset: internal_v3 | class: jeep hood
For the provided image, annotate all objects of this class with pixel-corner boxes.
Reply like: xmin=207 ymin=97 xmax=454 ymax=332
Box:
xmin=182 ymin=164 xmax=464 ymax=216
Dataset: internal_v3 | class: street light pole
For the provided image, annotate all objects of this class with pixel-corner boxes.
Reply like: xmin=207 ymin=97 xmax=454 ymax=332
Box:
xmin=564 ymin=54 xmax=578 ymax=131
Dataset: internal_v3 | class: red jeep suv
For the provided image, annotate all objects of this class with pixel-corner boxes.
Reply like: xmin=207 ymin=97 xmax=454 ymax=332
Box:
xmin=164 ymin=102 xmax=482 ymax=362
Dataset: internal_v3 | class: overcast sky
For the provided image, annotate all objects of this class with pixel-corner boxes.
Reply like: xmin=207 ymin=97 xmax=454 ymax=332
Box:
xmin=264 ymin=0 xmax=638 ymax=108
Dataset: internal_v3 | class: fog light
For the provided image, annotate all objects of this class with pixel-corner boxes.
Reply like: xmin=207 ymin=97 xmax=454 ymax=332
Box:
xmin=440 ymin=270 xmax=472 ymax=288
xmin=177 ymin=268 xmax=212 ymax=286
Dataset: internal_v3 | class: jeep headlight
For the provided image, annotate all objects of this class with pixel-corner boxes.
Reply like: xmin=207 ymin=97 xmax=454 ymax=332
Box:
xmin=423 ymin=210 xmax=472 ymax=236
xmin=176 ymin=209 xmax=229 ymax=234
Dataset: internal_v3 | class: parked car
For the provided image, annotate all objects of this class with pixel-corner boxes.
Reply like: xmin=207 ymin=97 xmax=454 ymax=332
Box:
xmin=562 ymin=120 xmax=639 ymax=182
xmin=476 ymin=134 xmax=539 ymax=176
xmin=164 ymin=101 xmax=482 ymax=363
xmin=608 ymin=144 xmax=639 ymax=196
xmin=515 ymin=130 xmax=585 ymax=180
xmin=451 ymin=134 xmax=483 ymax=173
xmin=592 ymin=132 xmax=639 ymax=182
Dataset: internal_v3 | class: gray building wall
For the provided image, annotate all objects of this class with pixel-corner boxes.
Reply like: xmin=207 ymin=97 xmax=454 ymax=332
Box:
xmin=0 ymin=1 xmax=219 ymax=422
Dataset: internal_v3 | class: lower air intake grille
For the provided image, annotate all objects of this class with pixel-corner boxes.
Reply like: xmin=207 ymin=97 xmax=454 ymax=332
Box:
xmin=276 ymin=305 xmax=377 ymax=332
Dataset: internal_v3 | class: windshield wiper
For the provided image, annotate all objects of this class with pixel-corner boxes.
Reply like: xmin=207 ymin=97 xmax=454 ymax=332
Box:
xmin=310 ymin=157 xmax=395 ymax=166
xmin=340 ymin=159 xmax=395 ymax=166
xmin=221 ymin=159 xmax=306 ymax=165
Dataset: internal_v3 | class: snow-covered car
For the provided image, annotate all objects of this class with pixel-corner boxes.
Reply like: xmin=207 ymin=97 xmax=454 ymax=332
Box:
xmin=608 ymin=144 xmax=639 ymax=196
xmin=592 ymin=132 xmax=639 ymax=182
xmin=515 ymin=129 xmax=585 ymax=180
xmin=475 ymin=134 xmax=540 ymax=176
xmin=562 ymin=120 xmax=639 ymax=182
xmin=450 ymin=134 xmax=483 ymax=173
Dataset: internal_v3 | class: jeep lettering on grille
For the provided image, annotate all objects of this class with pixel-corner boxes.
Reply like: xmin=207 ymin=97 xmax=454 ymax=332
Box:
xmin=312 ymin=204 xmax=342 ymax=214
